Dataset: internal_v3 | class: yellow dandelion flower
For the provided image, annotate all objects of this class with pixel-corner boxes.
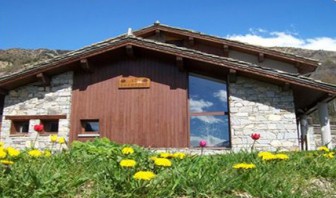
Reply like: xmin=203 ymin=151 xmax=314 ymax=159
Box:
xmin=122 ymin=147 xmax=134 ymax=155
xmin=0 ymin=149 xmax=7 ymax=159
xmin=323 ymin=152 xmax=334 ymax=159
xmin=160 ymin=152 xmax=173 ymax=158
xmin=28 ymin=149 xmax=42 ymax=158
xmin=0 ymin=141 xmax=4 ymax=147
xmin=44 ymin=150 xmax=52 ymax=157
xmin=173 ymin=152 xmax=186 ymax=159
xmin=120 ymin=159 xmax=136 ymax=168
xmin=50 ymin=135 xmax=58 ymax=143
xmin=7 ymin=147 xmax=20 ymax=157
xmin=275 ymin=154 xmax=289 ymax=160
xmin=58 ymin=137 xmax=66 ymax=144
xmin=258 ymin=151 xmax=273 ymax=158
xmin=233 ymin=163 xmax=256 ymax=170
xmin=133 ymin=171 xmax=156 ymax=181
xmin=1 ymin=160 xmax=14 ymax=165
xmin=154 ymin=158 xmax=172 ymax=167
xmin=149 ymin=156 xmax=157 ymax=161
xmin=261 ymin=153 xmax=277 ymax=161
xmin=317 ymin=146 xmax=329 ymax=152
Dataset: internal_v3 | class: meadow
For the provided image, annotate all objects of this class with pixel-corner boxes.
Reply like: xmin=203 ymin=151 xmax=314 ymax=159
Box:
xmin=0 ymin=138 xmax=335 ymax=198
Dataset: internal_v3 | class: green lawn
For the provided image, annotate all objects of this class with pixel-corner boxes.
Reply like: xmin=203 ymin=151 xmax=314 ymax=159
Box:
xmin=0 ymin=138 xmax=335 ymax=198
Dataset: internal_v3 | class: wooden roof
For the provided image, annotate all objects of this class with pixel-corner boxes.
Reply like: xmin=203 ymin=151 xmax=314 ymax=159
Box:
xmin=0 ymin=30 xmax=335 ymax=115
xmin=134 ymin=23 xmax=319 ymax=73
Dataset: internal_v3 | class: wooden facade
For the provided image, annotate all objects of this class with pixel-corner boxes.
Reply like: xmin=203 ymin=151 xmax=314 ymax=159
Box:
xmin=70 ymin=51 xmax=189 ymax=147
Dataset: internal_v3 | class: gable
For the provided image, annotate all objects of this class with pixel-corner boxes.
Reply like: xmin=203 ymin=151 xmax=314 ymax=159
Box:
xmin=134 ymin=23 xmax=318 ymax=75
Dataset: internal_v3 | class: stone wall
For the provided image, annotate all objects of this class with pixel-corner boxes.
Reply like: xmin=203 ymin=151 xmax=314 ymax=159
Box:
xmin=0 ymin=72 xmax=73 ymax=149
xmin=229 ymin=76 xmax=298 ymax=151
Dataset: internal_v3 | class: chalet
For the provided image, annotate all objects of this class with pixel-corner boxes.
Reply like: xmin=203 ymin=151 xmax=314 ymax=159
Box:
xmin=0 ymin=22 xmax=335 ymax=152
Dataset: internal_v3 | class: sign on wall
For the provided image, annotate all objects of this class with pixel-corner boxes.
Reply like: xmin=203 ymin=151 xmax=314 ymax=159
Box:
xmin=118 ymin=77 xmax=151 ymax=89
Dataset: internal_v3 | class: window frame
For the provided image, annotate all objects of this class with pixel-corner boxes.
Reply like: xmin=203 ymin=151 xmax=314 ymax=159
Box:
xmin=10 ymin=120 xmax=30 ymax=135
xmin=5 ymin=115 xmax=66 ymax=136
xmin=80 ymin=119 xmax=100 ymax=134
xmin=40 ymin=119 xmax=59 ymax=134
xmin=188 ymin=73 xmax=231 ymax=148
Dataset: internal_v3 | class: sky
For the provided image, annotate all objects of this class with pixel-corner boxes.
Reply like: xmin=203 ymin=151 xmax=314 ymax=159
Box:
xmin=1 ymin=0 xmax=336 ymax=51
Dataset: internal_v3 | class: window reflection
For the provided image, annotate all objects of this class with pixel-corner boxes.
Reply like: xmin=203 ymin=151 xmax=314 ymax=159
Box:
xmin=189 ymin=75 xmax=228 ymax=112
xmin=189 ymin=74 xmax=230 ymax=147
xmin=190 ymin=115 xmax=229 ymax=147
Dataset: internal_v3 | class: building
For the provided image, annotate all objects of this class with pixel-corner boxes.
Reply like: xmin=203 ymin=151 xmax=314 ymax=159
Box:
xmin=1 ymin=23 xmax=335 ymax=152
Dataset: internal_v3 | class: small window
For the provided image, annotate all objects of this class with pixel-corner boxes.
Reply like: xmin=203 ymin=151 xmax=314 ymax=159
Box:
xmin=41 ymin=120 xmax=59 ymax=133
xmin=11 ymin=120 xmax=29 ymax=134
xmin=81 ymin=120 xmax=99 ymax=133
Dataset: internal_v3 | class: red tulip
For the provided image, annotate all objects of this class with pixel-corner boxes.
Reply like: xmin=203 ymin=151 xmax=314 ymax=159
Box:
xmin=199 ymin=140 xmax=207 ymax=147
xmin=34 ymin=124 xmax=44 ymax=133
xmin=251 ymin=133 xmax=260 ymax=140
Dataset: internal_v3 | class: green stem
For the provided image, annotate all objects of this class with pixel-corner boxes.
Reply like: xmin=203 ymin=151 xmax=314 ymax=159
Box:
xmin=32 ymin=133 xmax=39 ymax=149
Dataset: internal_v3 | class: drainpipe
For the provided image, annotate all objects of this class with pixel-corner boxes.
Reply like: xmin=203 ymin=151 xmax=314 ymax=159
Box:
xmin=317 ymin=102 xmax=332 ymax=149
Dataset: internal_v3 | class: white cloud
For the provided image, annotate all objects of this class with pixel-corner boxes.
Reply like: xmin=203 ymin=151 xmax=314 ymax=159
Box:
xmin=189 ymin=98 xmax=222 ymax=124
xmin=189 ymin=98 xmax=213 ymax=112
xmin=213 ymin=90 xmax=227 ymax=102
xmin=226 ymin=30 xmax=336 ymax=51
xmin=193 ymin=115 xmax=223 ymax=124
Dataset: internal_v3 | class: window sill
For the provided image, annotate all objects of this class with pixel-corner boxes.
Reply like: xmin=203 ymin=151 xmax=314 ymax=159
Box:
xmin=9 ymin=134 xmax=29 ymax=137
xmin=78 ymin=134 xmax=100 ymax=138
xmin=39 ymin=133 xmax=59 ymax=136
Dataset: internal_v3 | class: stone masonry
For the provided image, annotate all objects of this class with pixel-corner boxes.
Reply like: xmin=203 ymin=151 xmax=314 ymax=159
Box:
xmin=0 ymin=72 xmax=73 ymax=149
xmin=229 ymin=76 xmax=298 ymax=151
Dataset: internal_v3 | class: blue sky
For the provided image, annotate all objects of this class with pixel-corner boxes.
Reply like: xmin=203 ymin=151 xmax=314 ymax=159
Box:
xmin=1 ymin=0 xmax=336 ymax=50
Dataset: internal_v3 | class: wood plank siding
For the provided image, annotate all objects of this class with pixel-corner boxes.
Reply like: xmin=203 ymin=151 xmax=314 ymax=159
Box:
xmin=70 ymin=52 xmax=188 ymax=147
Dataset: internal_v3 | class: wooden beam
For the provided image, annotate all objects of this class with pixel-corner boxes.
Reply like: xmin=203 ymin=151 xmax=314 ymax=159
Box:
xmin=228 ymin=69 xmax=237 ymax=83
xmin=258 ymin=53 xmax=264 ymax=63
xmin=126 ymin=45 xmax=134 ymax=58
xmin=188 ymin=37 xmax=194 ymax=46
xmin=282 ymin=82 xmax=290 ymax=91
xmin=223 ymin=45 xmax=229 ymax=57
xmin=176 ymin=56 xmax=184 ymax=72
xmin=155 ymin=29 xmax=161 ymax=39
xmin=0 ymin=88 xmax=8 ymax=95
xmin=80 ymin=59 xmax=92 ymax=73
xmin=36 ymin=73 xmax=50 ymax=86
xmin=5 ymin=114 xmax=67 ymax=120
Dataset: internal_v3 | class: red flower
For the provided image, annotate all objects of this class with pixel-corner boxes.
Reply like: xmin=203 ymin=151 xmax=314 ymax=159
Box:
xmin=34 ymin=124 xmax=44 ymax=133
xmin=251 ymin=133 xmax=260 ymax=140
xmin=199 ymin=140 xmax=207 ymax=147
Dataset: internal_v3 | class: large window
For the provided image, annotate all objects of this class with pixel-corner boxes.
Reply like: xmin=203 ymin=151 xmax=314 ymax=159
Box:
xmin=189 ymin=74 xmax=230 ymax=147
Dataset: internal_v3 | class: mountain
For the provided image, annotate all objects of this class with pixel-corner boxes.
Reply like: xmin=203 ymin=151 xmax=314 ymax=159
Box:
xmin=0 ymin=48 xmax=70 ymax=75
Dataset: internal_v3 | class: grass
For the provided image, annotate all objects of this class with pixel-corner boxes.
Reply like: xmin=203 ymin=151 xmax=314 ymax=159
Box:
xmin=0 ymin=138 xmax=335 ymax=198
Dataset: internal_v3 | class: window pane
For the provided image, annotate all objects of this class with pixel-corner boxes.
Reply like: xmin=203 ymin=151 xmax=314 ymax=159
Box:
xmin=189 ymin=75 xmax=228 ymax=112
xmin=190 ymin=115 xmax=230 ymax=147
xmin=84 ymin=121 xmax=99 ymax=132
xmin=42 ymin=120 xmax=59 ymax=132
xmin=13 ymin=121 xmax=29 ymax=133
